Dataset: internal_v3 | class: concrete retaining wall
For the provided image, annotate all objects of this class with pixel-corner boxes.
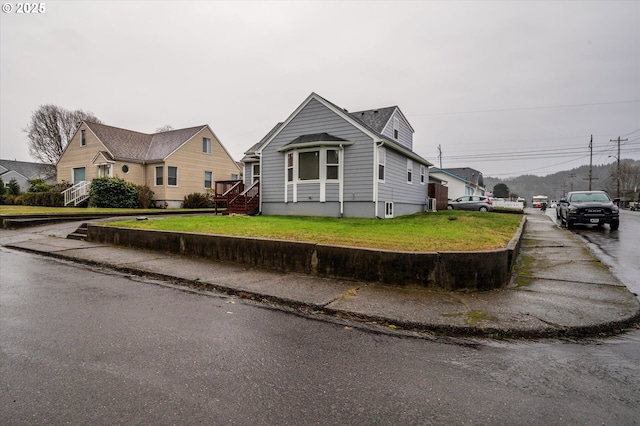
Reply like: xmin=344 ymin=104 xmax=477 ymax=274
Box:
xmin=87 ymin=216 xmax=526 ymax=291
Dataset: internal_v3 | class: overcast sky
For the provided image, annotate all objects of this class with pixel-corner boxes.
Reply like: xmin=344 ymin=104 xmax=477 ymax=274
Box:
xmin=1 ymin=0 xmax=638 ymax=178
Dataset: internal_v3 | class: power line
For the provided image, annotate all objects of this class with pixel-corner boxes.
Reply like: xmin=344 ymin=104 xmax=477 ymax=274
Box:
xmin=407 ymin=100 xmax=640 ymax=117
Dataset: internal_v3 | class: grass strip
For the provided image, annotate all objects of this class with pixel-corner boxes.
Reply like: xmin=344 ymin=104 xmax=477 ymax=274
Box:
xmin=104 ymin=211 xmax=522 ymax=252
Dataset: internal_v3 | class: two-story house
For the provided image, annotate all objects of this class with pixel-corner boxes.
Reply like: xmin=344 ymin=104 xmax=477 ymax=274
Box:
xmin=57 ymin=121 xmax=240 ymax=207
xmin=242 ymin=92 xmax=432 ymax=218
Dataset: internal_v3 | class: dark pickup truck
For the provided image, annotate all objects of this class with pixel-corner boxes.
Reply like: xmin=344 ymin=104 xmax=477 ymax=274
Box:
xmin=558 ymin=190 xmax=620 ymax=230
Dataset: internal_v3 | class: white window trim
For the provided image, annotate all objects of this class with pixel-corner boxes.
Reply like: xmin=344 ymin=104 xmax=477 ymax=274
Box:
xmin=378 ymin=146 xmax=386 ymax=182
xmin=203 ymin=137 xmax=211 ymax=154
xmin=167 ymin=166 xmax=178 ymax=187
xmin=385 ymin=201 xmax=394 ymax=218
xmin=407 ymin=159 xmax=413 ymax=184
xmin=285 ymin=147 xmax=343 ymax=203
xmin=204 ymin=170 xmax=213 ymax=189
xmin=420 ymin=165 xmax=426 ymax=185
xmin=393 ymin=117 xmax=400 ymax=140
xmin=154 ymin=166 xmax=164 ymax=187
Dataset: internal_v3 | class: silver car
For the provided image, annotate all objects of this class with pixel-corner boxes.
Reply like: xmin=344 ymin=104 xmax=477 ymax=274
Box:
xmin=447 ymin=195 xmax=494 ymax=212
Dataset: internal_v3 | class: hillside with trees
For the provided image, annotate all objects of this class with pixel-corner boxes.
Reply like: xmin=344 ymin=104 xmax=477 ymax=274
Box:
xmin=484 ymin=159 xmax=640 ymax=203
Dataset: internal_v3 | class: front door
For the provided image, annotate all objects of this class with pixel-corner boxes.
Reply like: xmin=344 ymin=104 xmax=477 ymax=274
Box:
xmin=97 ymin=164 xmax=110 ymax=178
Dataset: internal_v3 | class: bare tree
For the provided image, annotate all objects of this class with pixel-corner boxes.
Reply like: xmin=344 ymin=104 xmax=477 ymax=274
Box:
xmin=155 ymin=125 xmax=174 ymax=133
xmin=23 ymin=104 xmax=101 ymax=164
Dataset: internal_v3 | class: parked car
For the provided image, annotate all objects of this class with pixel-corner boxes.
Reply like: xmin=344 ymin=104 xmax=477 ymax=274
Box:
xmin=558 ymin=190 xmax=619 ymax=230
xmin=448 ymin=195 xmax=493 ymax=212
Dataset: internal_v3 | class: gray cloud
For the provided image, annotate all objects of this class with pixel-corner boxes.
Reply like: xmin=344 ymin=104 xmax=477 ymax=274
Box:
xmin=1 ymin=1 xmax=638 ymax=177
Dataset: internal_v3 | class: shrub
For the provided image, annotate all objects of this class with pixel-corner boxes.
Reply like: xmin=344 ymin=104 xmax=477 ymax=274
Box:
xmin=136 ymin=185 xmax=155 ymax=209
xmin=88 ymin=177 xmax=138 ymax=208
xmin=183 ymin=192 xmax=214 ymax=208
xmin=7 ymin=178 xmax=21 ymax=196
xmin=22 ymin=191 xmax=64 ymax=207
xmin=28 ymin=179 xmax=52 ymax=193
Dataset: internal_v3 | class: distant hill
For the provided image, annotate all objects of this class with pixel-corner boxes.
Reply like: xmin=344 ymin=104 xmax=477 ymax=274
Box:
xmin=484 ymin=159 xmax=640 ymax=202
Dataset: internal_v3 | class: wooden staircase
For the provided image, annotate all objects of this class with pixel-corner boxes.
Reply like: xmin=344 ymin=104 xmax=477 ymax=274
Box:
xmin=214 ymin=180 xmax=259 ymax=215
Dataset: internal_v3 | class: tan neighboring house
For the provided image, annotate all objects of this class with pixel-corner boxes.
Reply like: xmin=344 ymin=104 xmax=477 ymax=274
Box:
xmin=57 ymin=121 xmax=241 ymax=207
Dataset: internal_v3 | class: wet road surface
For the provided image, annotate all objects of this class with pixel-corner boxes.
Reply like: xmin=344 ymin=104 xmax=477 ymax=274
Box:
xmin=1 ymin=247 xmax=639 ymax=425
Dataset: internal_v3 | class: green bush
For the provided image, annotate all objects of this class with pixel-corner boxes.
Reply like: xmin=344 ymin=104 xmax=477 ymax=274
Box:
xmin=7 ymin=179 xmax=21 ymax=196
xmin=183 ymin=192 xmax=214 ymax=208
xmin=88 ymin=177 xmax=138 ymax=208
xmin=28 ymin=179 xmax=52 ymax=193
xmin=22 ymin=191 xmax=64 ymax=207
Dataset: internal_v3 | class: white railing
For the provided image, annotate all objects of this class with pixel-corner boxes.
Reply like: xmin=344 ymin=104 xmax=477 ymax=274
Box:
xmin=63 ymin=181 xmax=90 ymax=206
xmin=491 ymin=200 xmax=524 ymax=211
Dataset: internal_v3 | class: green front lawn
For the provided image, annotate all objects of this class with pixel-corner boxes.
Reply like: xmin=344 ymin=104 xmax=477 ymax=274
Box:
xmin=105 ymin=211 xmax=523 ymax=252
xmin=0 ymin=206 xmax=205 ymax=215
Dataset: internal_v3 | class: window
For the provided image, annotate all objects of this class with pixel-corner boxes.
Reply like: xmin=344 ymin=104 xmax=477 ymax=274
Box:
xmin=203 ymin=137 xmax=211 ymax=154
xmin=326 ymin=149 xmax=339 ymax=180
xmin=168 ymin=166 xmax=178 ymax=186
xmin=252 ymin=163 xmax=261 ymax=181
xmin=393 ymin=117 xmax=399 ymax=140
xmin=81 ymin=130 xmax=86 ymax=146
xmin=204 ymin=171 xmax=212 ymax=188
xmin=407 ymin=159 xmax=413 ymax=183
xmin=155 ymin=166 xmax=163 ymax=186
xmin=286 ymin=153 xmax=293 ymax=182
xmin=378 ymin=146 xmax=386 ymax=181
xmin=121 ymin=165 xmax=129 ymax=174
xmin=420 ymin=165 xmax=426 ymax=184
xmin=298 ymin=150 xmax=319 ymax=180
xmin=385 ymin=202 xmax=394 ymax=218
xmin=72 ymin=167 xmax=85 ymax=184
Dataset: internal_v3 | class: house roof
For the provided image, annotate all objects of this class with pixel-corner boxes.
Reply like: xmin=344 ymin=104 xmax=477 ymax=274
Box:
xmin=0 ymin=159 xmax=56 ymax=183
xmin=248 ymin=93 xmax=432 ymax=166
xmin=349 ymin=107 xmax=396 ymax=134
xmin=445 ymin=167 xmax=484 ymax=187
xmin=278 ymin=133 xmax=352 ymax=152
xmin=432 ymin=167 xmax=484 ymax=187
xmin=82 ymin=122 xmax=207 ymax=162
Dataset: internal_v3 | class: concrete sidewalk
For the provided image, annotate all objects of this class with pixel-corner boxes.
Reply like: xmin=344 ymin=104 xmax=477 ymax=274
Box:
xmin=2 ymin=212 xmax=639 ymax=338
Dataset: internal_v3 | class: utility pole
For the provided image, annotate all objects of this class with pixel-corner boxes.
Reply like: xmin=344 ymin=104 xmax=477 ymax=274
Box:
xmin=584 ymin=135 xmax=599 ymax=190
xmin=568 ymin=173 xmax=576 ymax=192
xmin=437 ymin=144 xmax=442 ymax=169
xmin=588 ymin=135 xmax=593 ymax=191
xmin=610 ymin=136 xmax=628 ymax=198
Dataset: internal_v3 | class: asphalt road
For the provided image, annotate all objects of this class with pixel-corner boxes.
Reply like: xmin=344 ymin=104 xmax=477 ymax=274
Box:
xmin=1 ymin=247 xmax=639 ymax=425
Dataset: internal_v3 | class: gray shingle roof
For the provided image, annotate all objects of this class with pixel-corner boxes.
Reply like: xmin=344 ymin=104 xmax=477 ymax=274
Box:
xmin=0 ymin=159 xmax=56 ymax=183
xmin=349 ymin=107 xmax=396 ymax=134
xmin=246 ymin=93 xmax=432 ymax=167
xmin=444 ymin=167 xmax=485 ymax=186
xmin=84 ymin=122 xmax=206 ymax=162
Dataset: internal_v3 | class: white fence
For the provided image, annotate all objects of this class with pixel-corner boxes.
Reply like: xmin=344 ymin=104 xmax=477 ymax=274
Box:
xmin=491 ymin=200 xmax=524 ymax=211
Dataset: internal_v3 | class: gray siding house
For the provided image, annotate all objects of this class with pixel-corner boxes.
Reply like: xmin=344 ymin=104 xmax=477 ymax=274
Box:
xmin=242 ymin=93 xmax=433 ymax=218
xmin=0 ymin=159 xmax=56 ymax=192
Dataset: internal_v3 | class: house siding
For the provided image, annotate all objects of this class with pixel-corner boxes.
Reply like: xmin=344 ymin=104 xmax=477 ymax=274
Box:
xmin=430 ymin=171 xmax=469 ymax=200
xmin=261 ymin=98 xmax=374 ymax=208
xmin=161 ymin=128 xmax=239 ymax=204
xmin=57 ymin=123 xmax=110 ymax=183
xmin=0 ymin=171 xmax=29 ymax=192
xmin=380 ymin=110 xmax=413 ymax=150
xmin=377 ymin=147 xmax=428 ymax=214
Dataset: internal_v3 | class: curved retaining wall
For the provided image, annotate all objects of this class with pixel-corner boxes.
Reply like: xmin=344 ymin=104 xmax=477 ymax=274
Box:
xmin=87 ymin=216 xmax=526 ymax=291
